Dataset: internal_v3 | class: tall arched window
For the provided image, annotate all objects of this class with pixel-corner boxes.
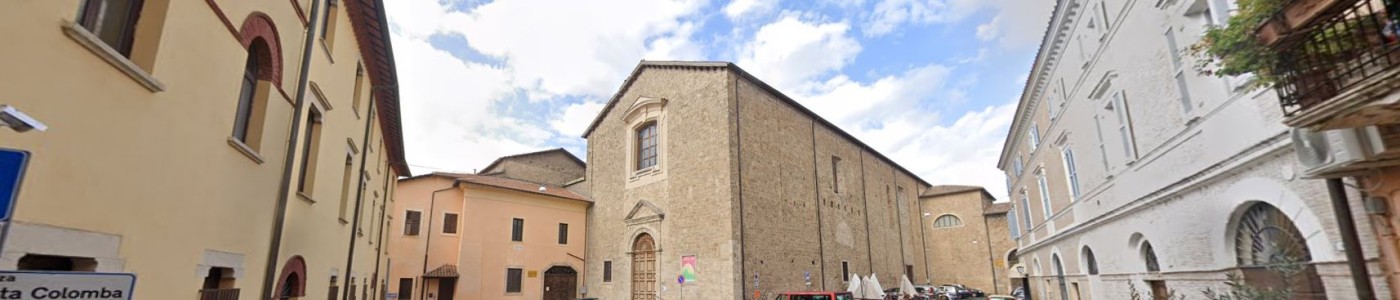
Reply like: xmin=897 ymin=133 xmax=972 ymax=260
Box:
xmin=636 ymin=122 xmax=658 ymax=170
xmin=1082 ymin=246 xmax=1099 ymax=275
xmin=1234 ymin=203 xmax=1324 ymax=298
xmin=933 ymin=214 xmax=963 ymax=228
xmin=1141 ymin=241 xmax=1160 ymax=272
xmin=1052 ymin=254 xmax=1068 ymax=300
xmin=233 ymin=43 xmax=263 ymax=144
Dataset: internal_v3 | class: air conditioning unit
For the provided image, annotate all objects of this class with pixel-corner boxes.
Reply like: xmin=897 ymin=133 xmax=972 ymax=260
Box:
xmin=1292 ymin=125 xmax=1400 ymax=178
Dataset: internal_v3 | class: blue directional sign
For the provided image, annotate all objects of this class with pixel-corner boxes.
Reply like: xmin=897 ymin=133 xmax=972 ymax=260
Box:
xmin=0 ymin=148 xmax=30 ymax=222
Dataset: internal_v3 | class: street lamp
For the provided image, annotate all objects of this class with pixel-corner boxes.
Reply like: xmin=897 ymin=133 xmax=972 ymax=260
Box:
xmin=0 ymin=105 xmax=46 ymax=132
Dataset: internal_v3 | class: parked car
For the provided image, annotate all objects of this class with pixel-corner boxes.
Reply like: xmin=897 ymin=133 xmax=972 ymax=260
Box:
xmin=1010 ymin=287 xmax=1026 ymax=300
xmin=987 ymin=295 xmax=1017 ymax=300
xmin=774 ymin=291 xmax=857 ymax=300
xmin=912 ymin=285 xmax=939 ymax=298
xmin=932 ymin=285 xmax=985 ymax=300
xmin=881 ymin=287 xmax=931 ymax=300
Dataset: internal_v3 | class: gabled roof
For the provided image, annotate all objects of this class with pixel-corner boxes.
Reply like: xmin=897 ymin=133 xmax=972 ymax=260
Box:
xmin=344 ymin=0 xmax=409 ymax=176
xmin=423 ymin=264 xmax=458 ymax=278
xmin=402 ymin=172 xmax=592 ymax=203
xmin=580 ymin=60 xmax=930 ymax=187
xmin=984 ymin=202 xmax=1012 ymax=215
xmin=479 ymin=148 xmax=585 ymax=174
xmin=921 ymin=185 xmax=994 ymax=199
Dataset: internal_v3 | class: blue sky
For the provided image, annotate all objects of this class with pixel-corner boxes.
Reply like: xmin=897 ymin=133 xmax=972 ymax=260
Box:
xmin=385 ymin=0 xmax=1055 ymax=200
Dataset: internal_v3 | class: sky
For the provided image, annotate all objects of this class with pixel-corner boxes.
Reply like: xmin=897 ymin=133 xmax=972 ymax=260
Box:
xmin=384 ymin=0 xmax=1055 ymax=201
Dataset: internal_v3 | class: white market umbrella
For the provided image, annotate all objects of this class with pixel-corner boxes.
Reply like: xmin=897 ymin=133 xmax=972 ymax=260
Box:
xmin=861 ymin=273 xmax=885 ymax=299
xmin=846 ymin=274 xmax=863 ymax=294
xmin=900 ymin=274 xmax=917 ymax=297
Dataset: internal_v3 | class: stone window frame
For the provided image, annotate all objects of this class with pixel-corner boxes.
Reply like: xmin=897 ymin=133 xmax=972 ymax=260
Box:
xmin=931 ymin=214 xmax=964 ymax=229
xmin=622 ymin=97 xmax=669 ymax=187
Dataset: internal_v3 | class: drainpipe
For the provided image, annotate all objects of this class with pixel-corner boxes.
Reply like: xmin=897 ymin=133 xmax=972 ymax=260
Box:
xmin=371 ymin=158 xmax=393 ymax=299
xmin=917 ymin=195 xmax=931 ymax=284
xmin=1328 ymin=178 xmax=1376 ymax=300
xmin=421 ymin=184 xmax=455 ymax=300
xmin=260 ymin=0 xmax=324 ymax=298
xmin=982 ymin=208 xmax=999 ymax=294
xmin=341 ymin=100 xmax=377 ymax=299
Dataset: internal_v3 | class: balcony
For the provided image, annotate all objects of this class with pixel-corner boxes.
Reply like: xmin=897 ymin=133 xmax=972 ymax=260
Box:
xmin=198 ymin=288 xmax=240 ymax=300
xmin=1270 ymin=0 xmax=1400 ymax=129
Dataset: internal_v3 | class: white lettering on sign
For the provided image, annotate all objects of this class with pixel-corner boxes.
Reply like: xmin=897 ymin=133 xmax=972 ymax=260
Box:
xmin=0 ymin=271 xmax=134 ymax=300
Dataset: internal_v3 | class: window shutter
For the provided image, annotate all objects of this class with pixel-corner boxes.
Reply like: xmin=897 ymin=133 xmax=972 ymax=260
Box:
xmin=558 ymin=223 xmax=568 ymax=244
xmin=443 ymin=213 xmax=458 ymax=234
xmin=404 ymin=211 xmax=421 ymax=236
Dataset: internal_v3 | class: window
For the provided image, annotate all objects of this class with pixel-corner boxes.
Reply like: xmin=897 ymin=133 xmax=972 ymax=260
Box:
xmin=202 ymin=267 xmax=234 ymax=290
xmin=505 ymin=268 xmax=523 ymax=293
xmin=403 ymin=210 xmax=421 ymax=236
xmin=1020 ymin=192 xmax=1033 ymax=230
xmin=319 ymin=1 xmax=339 ymax=46
xmin=1028 ymin=123 xmax=1041 ymax=152
xmin=1037 ymin=170 xmax=1053 ymax=218
xmin=352 ymin=65 xmax=365 ymax=116
xmin=1142 ymin=241 xmax=1161 ymax=272
xmin=1165 ymin=29 xmax=1194 ymax=115
xmin=1008 ymin=209 xmax=1021 ymax=238
xmin=1109 ymin=92 xmax=1137 ymax=160
xmin=1083 ymin=247 xmax=1099 ymax=275
xmin=297 ymin=110 xmax=324 ymax=195
xmin=558 ymin=223 xmax=569 ymax=245
xmin=841 ymin=261 xmax=850 ymax=281
xmin=1061 ymin=147 xmax=1081 ymax=198
xmin=233 ymin=46 xmax=262 ymax=145
xmin=831 ymin=156 xmax=842 ymax=193
xmin=442 ymin=213 xmax=458 ymax=234
xmin=1013 ymin=156 xmax=1024 ymax=176
xmin=1093 ymin=115 xmax=1110 ymax=169
xmin=511 ymin=218 xmax=524 ymax=242
xmin=339 ymin=154 xmax=354 ymax=221
xmin=77 ymin=0 xmax=144 ymax=56
xmin=1047 ymin=94 xmax=1057 ymax=120
xmin=636 ymin=122 xmax=658 ymax=170
xmin=603 ymin=261 xmax=612 ymax=282
xmin=933 ymin=215 xmax=963 ymax=228
xmin=18 ymin=254 xmax=97 ymax=271
xmin=397 ymin=278 xmax=412 ymax=300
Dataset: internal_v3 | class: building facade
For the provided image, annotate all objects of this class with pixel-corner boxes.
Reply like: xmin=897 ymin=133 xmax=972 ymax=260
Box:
xmin=579 ymin=61 xmax=932 ymax=300
xmin=999 ymin=0 xmax=1390 ymax=299
xmin=918 ymin=186 xmax=1016 ymax=295
xmin=389 ymin=169 xmax=590 ymax=300
xmin=0 ymin=0 xmax=407 ymax=299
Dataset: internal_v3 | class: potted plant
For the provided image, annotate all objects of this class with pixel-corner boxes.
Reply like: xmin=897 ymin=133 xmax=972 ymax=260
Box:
xmin=1190 ymin=0 xmax=1288 ymax=91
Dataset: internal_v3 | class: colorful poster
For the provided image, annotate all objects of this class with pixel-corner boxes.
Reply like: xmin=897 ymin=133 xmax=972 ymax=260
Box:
xmin=681 ymin=255 xmax=698 ymax=283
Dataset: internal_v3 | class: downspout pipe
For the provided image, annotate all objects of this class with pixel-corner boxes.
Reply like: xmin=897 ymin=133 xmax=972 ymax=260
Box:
xmin=1328 ymin=178 xmax=1376 ymax=300
xmin=371 ymin=157 xmax=393 ymax=299
xmin=421 ymin=184 xmax=456 ymax=300
xmin=341 ymin=100 xmax=377 ymax=299
xmin=982 ymin=208 xmax=999 ymax=294
xmin=917 ymin=195 xmax=930 ymax=284
xmin=261 ymin=0 xmax=323 ymax=298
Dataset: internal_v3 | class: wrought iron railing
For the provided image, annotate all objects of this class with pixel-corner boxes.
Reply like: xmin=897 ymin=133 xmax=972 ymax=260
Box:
xmin=1273 ymin=0 xmax=1400 ymax=116
xmin=198 ymin=288 xmax=240 ymax=300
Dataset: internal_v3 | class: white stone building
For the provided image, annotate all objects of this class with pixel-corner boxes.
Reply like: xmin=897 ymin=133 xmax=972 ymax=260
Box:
xmin=997 ymin=0 xmax=1390 ymax=299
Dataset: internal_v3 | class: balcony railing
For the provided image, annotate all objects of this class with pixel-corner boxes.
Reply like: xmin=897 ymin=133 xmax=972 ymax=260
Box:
xmin=198 ymin=288 xmax=240 ymax=300
xmin=1273 ymin=0 xmax=1400 ymax=116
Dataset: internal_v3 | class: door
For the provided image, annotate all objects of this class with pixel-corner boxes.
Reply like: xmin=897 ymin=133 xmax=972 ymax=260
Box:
xmin=632 ymin=233 xmax=657 ymax=300
xmin=1147 ymin=281 xmax=1167 ymax=300
xmin=436 ymin=278 xmax=455 ymax=300
xmin=543 ymin=266 xmax=578 ymax=300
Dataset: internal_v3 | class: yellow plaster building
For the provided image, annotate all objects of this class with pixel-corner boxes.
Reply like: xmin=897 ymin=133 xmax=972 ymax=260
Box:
xmin=0 ymin=0 xmax=408 ymax=299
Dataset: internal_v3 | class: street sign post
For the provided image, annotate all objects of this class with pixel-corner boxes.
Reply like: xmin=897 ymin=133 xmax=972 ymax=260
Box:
xmin=0 ymin=148 xmax=30 ymax=254
xmin=0 ymin=271 xmax=135 ymax=300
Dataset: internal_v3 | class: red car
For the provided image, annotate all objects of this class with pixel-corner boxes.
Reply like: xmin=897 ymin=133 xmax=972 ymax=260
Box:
xmin=774 ymin=291 xmax=857 ymax=300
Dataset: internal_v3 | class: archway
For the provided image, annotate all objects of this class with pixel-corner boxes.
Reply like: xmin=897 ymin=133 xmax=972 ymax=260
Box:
xmin=1233 ymin=202 xmax=1325 ymax=298
xmin=631 ymin=233 xmax=656 ymax=300
xmin=272 ymin=256 xmax=305 ymax=300
xmin=543 ymin=266 xmax=577 ymax=300
xmin=1052 ymin=254 xmax=1067 ymax=300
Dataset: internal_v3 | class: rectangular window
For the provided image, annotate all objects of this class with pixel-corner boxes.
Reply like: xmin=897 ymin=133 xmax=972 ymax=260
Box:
xmin=442 ymin=213 xmax=458 ymax=234
xmin=1037 ymin=171 xmax=1053 ymax=219
xmin=1047 ymin=94 xmax=1057 ymax=120
xmin=1013 ymin=156 xmax=1024 ymax=176
xmin=1008 ymin=209 xmax=1021 ymax=238
xmin=558 ymin=223 xmax=569 ymax=245
xmin=831 ymin=156 xmax=842 ymax=193
xmin=1020 ymin=192 xmax=1033 ymax=230
xmin=1165 ymin=29 xmax=1194 ymax=115
xmin=320 ymin=1 xmax=339 ymax=48
xmin=511 ymin=218 xmax=524 ymax=242
xmin=1110 ymin=92 xmax=1138 ymax=159
xmin=397 ymin=278 xmax=413 ymax=300
xmin=1028 ymin=123 xmax=1040 ymax=152
xmin=1093 ymin=115 xmax=1110 ymax=169
xmin=842 ymin=261 xmax=850 ymax=282
xmin=505 ymin=268 xmax=523 ymax=293
xmin=339 ymin=154 xmax=354 ymax=221
xmin=78 ymin=0 xmax=144 ymax=56
xmin=1174 ymin=73 xmax=1193 ymax=115
xmin=352 ymin=65 xmax=365 ymax=116
xmin=297 ymin=110 xmax=324 ymax=195
xmin=603 ymin=261 xmax=613 ymax=282
xmin=1062 ymin=148 xmax=1082 ymax=198
xmin=1165 ymin=30 xmax=1183 ymax=69
xmin=636 ymin=122 xmax=658 ymax=170
xmin=404 ymin=210 xmax=421 ymax=236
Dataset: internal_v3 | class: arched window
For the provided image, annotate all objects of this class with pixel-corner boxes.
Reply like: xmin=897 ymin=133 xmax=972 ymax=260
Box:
xmin=231 ymin=13 xmax=283 ymax=153
xmin=1234 ymin=203 xmax=1324 ymax=298
xmin=233 ymin=42 xmax=263 ymax=144
xmin=1052 ymin=254 xmax=1068 ymax=300
xmin=933 ymin=214 xmax=962 ymax=228
xmin=1082 ymin=246 xmax=1099 ymax=275
xmin=279 ymin=273 xmax=298 ymax=299
xmin=1141 ymin=241 xmax=1160 ymax=272
xmin=636 ymin=122 xmax=658 ymax=170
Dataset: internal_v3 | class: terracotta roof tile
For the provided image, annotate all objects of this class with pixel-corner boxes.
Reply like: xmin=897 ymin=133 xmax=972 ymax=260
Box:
xmin=436 ymin=172 xmax=592 ymax=203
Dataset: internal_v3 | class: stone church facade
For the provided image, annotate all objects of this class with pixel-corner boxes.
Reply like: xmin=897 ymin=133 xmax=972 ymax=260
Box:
xmin=580 ymin=61 xmax=934 ymax=300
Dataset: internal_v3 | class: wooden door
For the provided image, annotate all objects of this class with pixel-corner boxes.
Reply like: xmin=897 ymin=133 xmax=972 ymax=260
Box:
xmin=543 ymin=266 xmax=578 ymax=300
xmin=436 ymin=278 xmax=455 ymax=300
xmin=632 ymin=234 xmax=656 ymax=300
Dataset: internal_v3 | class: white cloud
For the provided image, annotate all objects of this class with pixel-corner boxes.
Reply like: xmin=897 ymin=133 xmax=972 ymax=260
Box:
xmin=889 ymin=102 xmax=1016 ymax=199
xmin=724 ymin=0 xmax=781 ymax=21
xmin=863 ymin=0 xmax=979 ymax=36
xmin=975 ymin=16 xmax=1000 ymax=41
xmin=860 ymin=0 xmax=1051 ymax=47
xmin=550 ymin=101 xmax=606 ymax=138
xmin=737 ymin=16 xmax=862 ymax=92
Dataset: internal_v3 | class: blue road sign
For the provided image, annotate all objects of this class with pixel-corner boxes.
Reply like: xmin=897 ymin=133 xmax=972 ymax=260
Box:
xmin=0 ymin=148 xmax=30 ymax=222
